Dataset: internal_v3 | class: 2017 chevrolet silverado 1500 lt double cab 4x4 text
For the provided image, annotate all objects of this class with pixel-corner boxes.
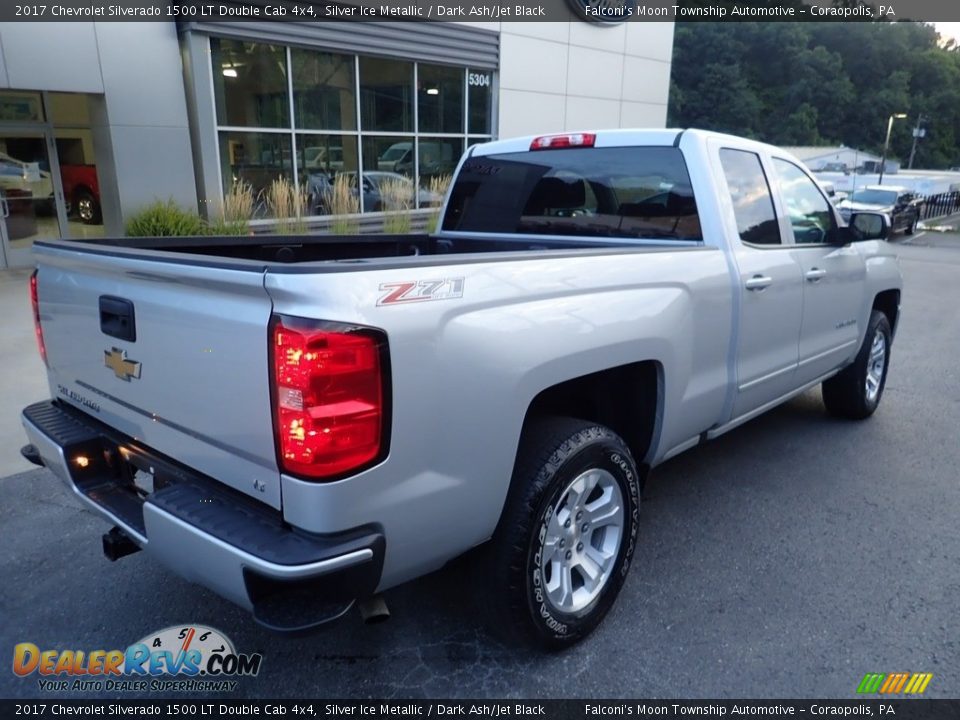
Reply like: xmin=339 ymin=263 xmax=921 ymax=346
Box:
xmin=21 ymin=129 xmax=901 ymax=649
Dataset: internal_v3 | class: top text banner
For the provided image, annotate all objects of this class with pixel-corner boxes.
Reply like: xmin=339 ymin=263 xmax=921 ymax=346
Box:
xmin=3 ymin=0 xmax=960 ymax=22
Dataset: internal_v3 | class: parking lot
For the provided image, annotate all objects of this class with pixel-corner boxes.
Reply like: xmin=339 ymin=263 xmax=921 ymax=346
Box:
xmin=1 ymin=233 xmax=958 ymax=700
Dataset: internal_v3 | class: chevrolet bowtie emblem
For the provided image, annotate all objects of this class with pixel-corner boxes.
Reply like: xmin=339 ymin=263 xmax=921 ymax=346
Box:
xmin=104 ymin=347 xmax=141 ymax=381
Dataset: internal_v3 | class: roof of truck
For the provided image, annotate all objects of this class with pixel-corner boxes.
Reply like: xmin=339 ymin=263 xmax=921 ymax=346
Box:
xmin=469 ymin=128 xmax=795 ymax=161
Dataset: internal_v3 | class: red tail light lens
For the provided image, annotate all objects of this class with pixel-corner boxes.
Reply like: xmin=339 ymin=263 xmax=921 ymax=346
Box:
xmin=271 ymin=316 xmax=388 ymax=481
xmin=29 ymin=270 xmax=47 ymax=366
xmin=530 ymin=133 xmax=596 ymax=150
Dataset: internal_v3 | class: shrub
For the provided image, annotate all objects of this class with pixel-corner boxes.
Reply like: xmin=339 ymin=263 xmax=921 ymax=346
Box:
xmin=379 ymin=176 xmax=414 ymax=234
xmin=266 ymin=176 xmax=308 ymax=235
xmin=209 ymin=179 xmax=254 ymax=236
xmin=425 ymin=174 xmax=452 ymax=233
xmin=125 ymin=199 xmax=206 ymax=237
xmin=328 ymin=174 xmax=360 ymax=235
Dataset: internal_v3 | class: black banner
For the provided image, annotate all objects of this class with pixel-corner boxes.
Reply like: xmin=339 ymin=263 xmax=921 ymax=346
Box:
xmin=4 ymin=0 xmax=960 ymax=23
xmin=2 ymin=700 xmax=959 ymax=719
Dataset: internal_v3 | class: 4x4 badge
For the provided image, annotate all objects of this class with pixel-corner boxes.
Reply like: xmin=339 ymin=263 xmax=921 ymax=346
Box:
xmin=104 ymin=347 xmax=141 ymax=381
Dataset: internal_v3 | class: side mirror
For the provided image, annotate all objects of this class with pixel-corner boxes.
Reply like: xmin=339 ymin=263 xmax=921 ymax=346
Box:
xmin=850 ymin=212 xmax=890 ymax=241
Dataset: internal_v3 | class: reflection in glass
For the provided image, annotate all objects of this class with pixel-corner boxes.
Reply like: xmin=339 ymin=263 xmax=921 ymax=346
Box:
xmin=718 ymin=149 xmax=781 ymax=246
xmin=51 ymin=93 xmax=106 ymax=239
xmin=468 ymin=69 xmax=493 ymax=135
xmin=0 ymin=91 xmax=44 ymax=122
xmin=418 ymin=137 xmax=462 ymax=207
xmin=360 ymin=136 xmax=416 ymax=213
xmin=212 ymin=39 xmax=289 ymax=128
xmin=359 ymin=57 xmax=413 ymax=132
xmin=292 ymin=49 xmax=356 ymax=131
xmin=218 ymin=131 xmax=293 ymax=214
xmin=418 ymin=65 xmax=463 ymax=134
xmin=296 ymin=134 xmax=359 ymax=215
xmin=0 ymin=135 xmax=61 ymax=251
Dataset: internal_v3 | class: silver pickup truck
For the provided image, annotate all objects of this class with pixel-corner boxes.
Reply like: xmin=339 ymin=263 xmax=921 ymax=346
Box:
xmin=21 ymin=129 xmax=902 ymax=649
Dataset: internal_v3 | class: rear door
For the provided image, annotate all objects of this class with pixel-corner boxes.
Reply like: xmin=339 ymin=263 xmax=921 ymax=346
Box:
xmin=716 ymin=147 xmax=805 ymax=418
xmin=35 ymin=243 xmax=282 ymax=508
xmin=770 ymin=157 xmax=866 ymax=383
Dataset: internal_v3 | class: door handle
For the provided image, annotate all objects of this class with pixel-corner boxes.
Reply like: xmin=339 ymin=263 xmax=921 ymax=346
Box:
xmin=805 ymin=268 xmax=827 ymax=282
xmin=745 ymin=275 xmax=773 ymax=291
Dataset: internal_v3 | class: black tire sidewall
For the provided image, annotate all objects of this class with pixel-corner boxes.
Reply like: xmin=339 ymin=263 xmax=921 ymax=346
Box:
xmin=524 ymin=433 xmax=641 ymax=645
xmin=861 ymin=313 xmax=892 ymax=413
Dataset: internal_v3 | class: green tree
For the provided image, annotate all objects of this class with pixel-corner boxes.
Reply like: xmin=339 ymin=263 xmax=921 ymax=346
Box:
xmin=668 ymin=21 xmax=960 ymax=169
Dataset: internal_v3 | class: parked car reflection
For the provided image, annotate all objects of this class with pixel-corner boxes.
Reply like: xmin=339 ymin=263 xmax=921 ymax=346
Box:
xmin=307 ymin=171 xmax=441 ymax=214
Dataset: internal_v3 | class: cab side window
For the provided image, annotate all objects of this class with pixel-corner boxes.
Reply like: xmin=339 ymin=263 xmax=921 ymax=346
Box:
xmin=773 ymin=158 xmax=834 ymax=245
xmin=719 ymin=149 xmax=781 ymax=246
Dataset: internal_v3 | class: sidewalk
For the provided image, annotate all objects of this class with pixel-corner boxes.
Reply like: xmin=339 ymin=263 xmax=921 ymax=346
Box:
xmin=0 ymin=269 xmax=49 ymax=477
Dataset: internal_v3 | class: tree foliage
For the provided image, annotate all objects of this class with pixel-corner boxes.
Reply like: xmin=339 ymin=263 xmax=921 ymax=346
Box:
xmin=669 ymin=22 xmax=960 ymax=168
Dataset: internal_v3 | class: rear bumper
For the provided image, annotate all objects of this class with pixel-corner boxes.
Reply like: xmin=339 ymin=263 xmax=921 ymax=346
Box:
xmin=21 ymin=400 xmax=385 ymax=633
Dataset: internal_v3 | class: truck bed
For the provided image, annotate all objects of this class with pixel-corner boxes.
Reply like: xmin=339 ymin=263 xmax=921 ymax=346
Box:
xmin=81 ymin=233 xmax=637 ymax=265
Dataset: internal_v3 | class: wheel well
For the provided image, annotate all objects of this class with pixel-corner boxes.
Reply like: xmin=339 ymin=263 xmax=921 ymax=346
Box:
xmin=73 ymin=185 xmax=94 ymax=202
xmin=873 ymin=290 xmax=900 ymax=335
xmin=521 ymin=361 xmax=660 ymax=469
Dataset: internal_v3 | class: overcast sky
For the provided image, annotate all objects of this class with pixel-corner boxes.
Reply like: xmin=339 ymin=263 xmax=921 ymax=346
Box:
xmin=932 ymin=21 xmax=960 ymax=45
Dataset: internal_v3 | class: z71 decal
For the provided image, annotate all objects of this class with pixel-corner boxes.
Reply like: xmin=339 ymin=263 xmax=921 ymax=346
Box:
xmin=377 ymin=278 xmax=465 ymax=306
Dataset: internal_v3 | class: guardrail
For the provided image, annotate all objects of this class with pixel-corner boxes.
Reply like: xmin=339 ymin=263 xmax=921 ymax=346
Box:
xmin=919 ymin=191 xmax=960 ymax=221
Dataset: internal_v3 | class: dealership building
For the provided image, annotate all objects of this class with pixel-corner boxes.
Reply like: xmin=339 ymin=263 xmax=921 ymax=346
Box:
xmin=0 ymin=17 xmax=674 ymax=268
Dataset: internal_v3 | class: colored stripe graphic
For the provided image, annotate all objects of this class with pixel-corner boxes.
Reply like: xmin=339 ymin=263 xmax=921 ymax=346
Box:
xmin=857 ymin=672 xmax=933 ymax=694
xmin=857 ymin=674 xmax=885 ymax=693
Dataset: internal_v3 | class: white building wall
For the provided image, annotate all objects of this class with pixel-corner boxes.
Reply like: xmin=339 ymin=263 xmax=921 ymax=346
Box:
xmin=457 ymin=22 xmax=674 ymax=137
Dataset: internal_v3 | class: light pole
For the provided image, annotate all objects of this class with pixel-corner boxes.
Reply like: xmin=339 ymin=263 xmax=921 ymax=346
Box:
xmin=878 ymin=113 xmax=907 ymax=184
xmin=907 ymin=114 xmax=927 ymax=170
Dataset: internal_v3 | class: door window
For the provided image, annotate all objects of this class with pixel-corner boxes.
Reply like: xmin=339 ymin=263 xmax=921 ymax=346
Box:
xmin=719 ymin=149 xmax=780 ymax=246
xmin=773 ymin=158 xmax=834 ymax=245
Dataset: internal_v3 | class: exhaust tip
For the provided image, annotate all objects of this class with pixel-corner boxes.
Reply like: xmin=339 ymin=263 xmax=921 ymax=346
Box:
xmin=20 ymin=444 xmax=44 ymax=468
xmin=357 ymin=594 xmax=390 ymax=625
xmin=102 ymin=527 xmax=141 ymax=562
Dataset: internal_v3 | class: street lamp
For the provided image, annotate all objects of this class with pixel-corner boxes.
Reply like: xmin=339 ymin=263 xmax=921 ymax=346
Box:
xmin=878 ymin=113 xmax=907 ymax=184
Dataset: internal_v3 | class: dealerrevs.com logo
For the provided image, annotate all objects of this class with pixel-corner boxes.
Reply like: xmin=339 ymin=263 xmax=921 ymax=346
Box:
xmin=13 ymin=625 xmax=262 ymax=693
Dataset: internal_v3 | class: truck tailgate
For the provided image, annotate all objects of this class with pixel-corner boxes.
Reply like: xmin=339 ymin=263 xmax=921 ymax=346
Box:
xmin=34 ymin=244 xmax=281 ymax=509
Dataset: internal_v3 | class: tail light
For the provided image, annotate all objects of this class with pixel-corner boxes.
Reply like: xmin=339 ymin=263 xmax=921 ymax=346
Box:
xmin=530 ymin=133 xmax=596 ymax=150
xmin=270 ymin=315 xmax=389 ymax=481
xmin=29 ymin=270 xmax=47 ymax=366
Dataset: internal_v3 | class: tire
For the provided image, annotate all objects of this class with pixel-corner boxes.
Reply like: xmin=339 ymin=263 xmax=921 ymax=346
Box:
xmin=75 ymin=189 xmax=102 ymax=225
xmin=483 ymin=417 xmax=642 ymax=650
xmin=822 ymin=310 xmax=892 ymax=420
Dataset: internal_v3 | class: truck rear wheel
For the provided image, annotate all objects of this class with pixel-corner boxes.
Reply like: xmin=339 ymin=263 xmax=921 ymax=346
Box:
xmin=484 ymin=418 xmax=641 ymax=649
xmin=822 ymin=310 xmax=892 ymax=419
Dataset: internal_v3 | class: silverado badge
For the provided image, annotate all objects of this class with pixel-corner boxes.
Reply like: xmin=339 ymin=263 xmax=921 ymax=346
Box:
xmin=104 ymin=347 xmax=141 ymax=381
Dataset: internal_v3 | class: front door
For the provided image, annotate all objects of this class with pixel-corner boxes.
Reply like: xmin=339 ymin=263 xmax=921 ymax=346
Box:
xmin=770 ymin=157 xmax=867 ymax=383
xmin=716 ymin=147 xmax=805 ymax=419
xmin=0 ymin=130 xmax=65 ymax=268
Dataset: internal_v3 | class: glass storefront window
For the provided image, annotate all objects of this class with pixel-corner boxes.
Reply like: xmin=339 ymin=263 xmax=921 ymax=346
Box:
xmin=212 ymin=39 xmax=289 ymax=128
xmin=296 ymin=134 xmax=359 ymax=215
xmin=209 ymin=36 xmax=495 ymax=218
xmin=361 ymin=136 xmax=414 ymax=212
xmin=418 ymin=137 xmax=462 ymax=207
xmin=292 ymin=49 xmax=356 ymax=131
xmin=468 ymin=69 xmax=493 ymax=135
xmin=219 ymin=131 xmax=293 ymax=214
xmin=359 ymin=57 xmax=413 ymax=132
xmin=418 ymin=65 xmax=463 ymax=134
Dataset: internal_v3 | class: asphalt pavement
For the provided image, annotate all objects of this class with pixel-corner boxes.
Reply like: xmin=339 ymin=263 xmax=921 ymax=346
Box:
xmin=1 ymin=233 xmax=958 ymax=700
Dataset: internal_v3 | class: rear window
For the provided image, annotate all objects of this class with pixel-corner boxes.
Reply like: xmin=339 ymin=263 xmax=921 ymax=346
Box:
xmin=442 ymin=146 xmax=701 ymax=240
